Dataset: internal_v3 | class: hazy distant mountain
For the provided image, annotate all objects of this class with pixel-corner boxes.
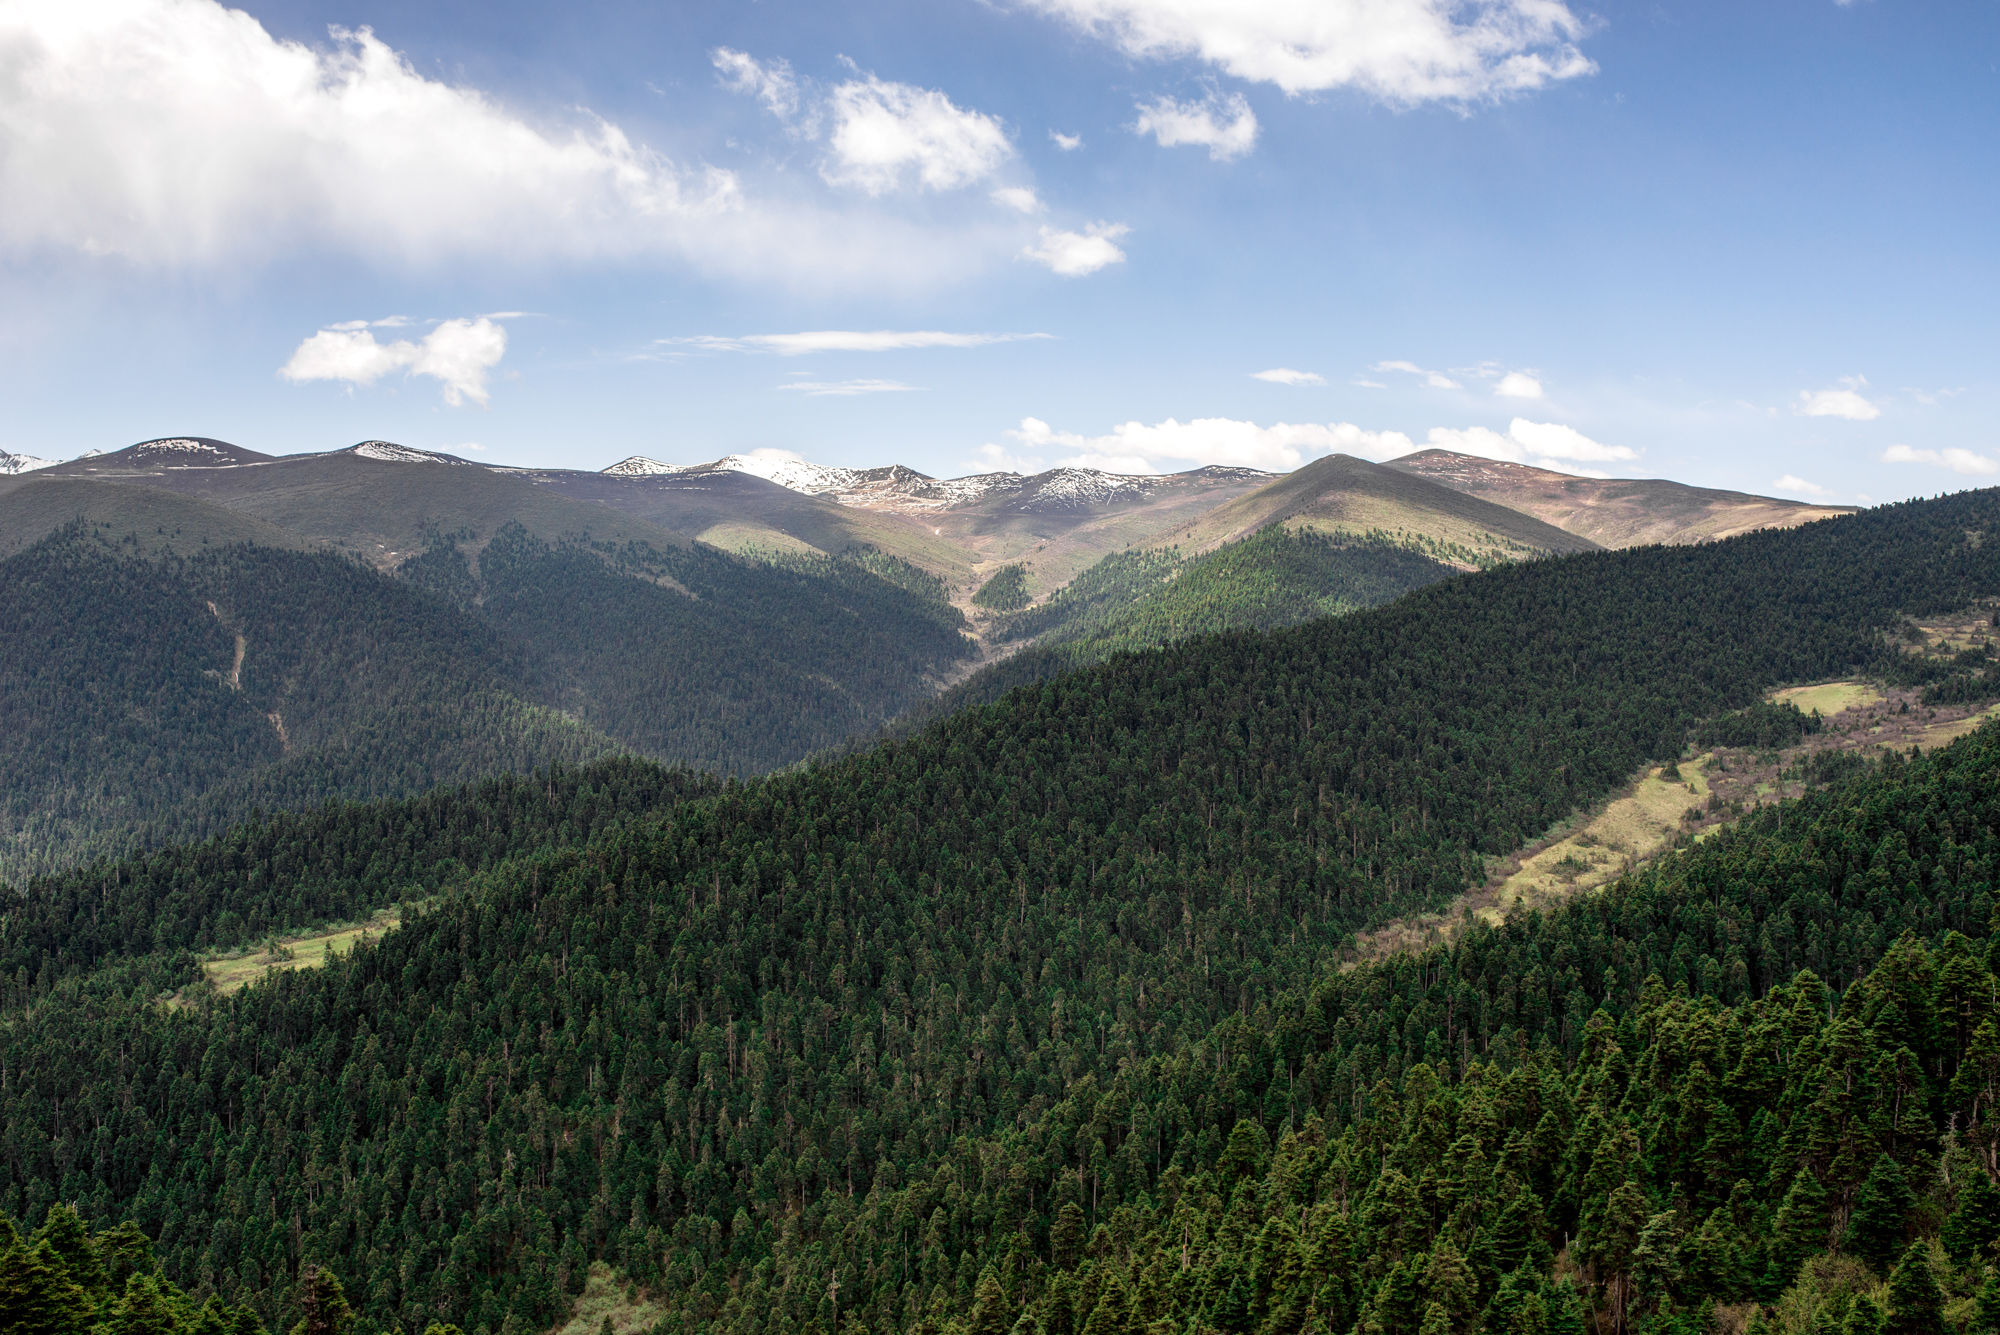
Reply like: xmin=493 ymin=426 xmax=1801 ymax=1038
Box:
xmin=1386 ymin=449 xmax=1855 ymax=547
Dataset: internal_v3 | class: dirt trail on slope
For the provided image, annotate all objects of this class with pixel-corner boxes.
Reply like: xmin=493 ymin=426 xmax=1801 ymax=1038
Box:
xmin=204 ymin=600 xmax=247 ymax=690
xmin=1342 ymin=671 xmax=2000 ymax=968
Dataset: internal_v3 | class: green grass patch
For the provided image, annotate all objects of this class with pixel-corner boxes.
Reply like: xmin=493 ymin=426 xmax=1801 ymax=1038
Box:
xmin=199 ymin=906 xmax=402 ymax=996
xmin=548 ymin=1263 xmax=669 ymax=1335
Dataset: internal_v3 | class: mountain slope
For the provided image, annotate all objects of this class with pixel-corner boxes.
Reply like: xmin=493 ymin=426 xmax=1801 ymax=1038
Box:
xmin=1388 ymin=447 xmax=1856 ymax=546
xmin=0 ymin=528 xmax=614 ymax=878
xmin=0 ymin=475 xmax=315 ymax=558
xmin=3 ymin=492 xmax=1997 ymax=1331
xmin=38 ymin=440 xmax=693 ymax=568
xmin=1160 ymin=452 xmax=1601 ymax=565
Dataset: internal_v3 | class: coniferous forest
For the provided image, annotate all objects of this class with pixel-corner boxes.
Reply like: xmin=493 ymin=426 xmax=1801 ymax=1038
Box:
xmin=9 ymin=492 xmax=2000 ymax=1335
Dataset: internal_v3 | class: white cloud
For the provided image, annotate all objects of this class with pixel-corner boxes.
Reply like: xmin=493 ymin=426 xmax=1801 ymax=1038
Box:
xmin=821 ymin=75 xmax=1013 ymax=194
xmin=280 ymin=317 xmax=507 ymax=406
xmin=1022 ymin=222 xmax=1130 ymax=276
xmin=775 ymin=378 xmax=918 ymax=396
xmin=1498 ymin=418 xmax=1632 ymax=463
xmin=992 ymin=186 xmax=1044 ymax=214
xmin=1252 ymin=368 xmax=1325 ymax=386
xmin=983 ymin=412 xmax=1631 ymax=476
xmin=1374 ymin=360 xmax=1461 ymax=390
xmin=1050 ymin=130 xmax=1084 ymax=150
xmin=665 ymin=329 xmax=1053 ymax=355
xmin=1883 ymin=444 xmax=1998 ymax=476
xmin=1132 ymin=91 xmax=1258 ymax=160
xmin=1016 ymin=0 xmax=1596 ymax=104
xmin=1772 ymin=474 xmax=1831 ymax=497
xmin=0 ymin=0 xmax=744 ymax=267
xmin=712 ymin=47 xmax=801 ymax=120
xmin=1796 ymin=377 xmax=1881 ymax=421
xmin=1495 ymin=371 xmax=1543 ymax=399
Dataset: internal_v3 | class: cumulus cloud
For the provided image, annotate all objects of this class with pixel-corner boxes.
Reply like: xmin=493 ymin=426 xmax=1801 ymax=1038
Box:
xmin=1374 ymin=360 xmax=1461 ymax=390
xmin=0 ymin=0 xmax=746 ymax=267
xmin=280 ymin=317 xmax=508 ymax=406
xmin=979 ymin=413 xmax=1632 ymax=476
xmin=1773 ymin=475 xmax=1831 ymax=497
xmin=1495 ymin=371 xmax=1543 ymax=399
xmin=1022 ymin=223 xmax=1130 ymax=277
xmin=992 ymin=186 xmax=1044 ymax=213
xmin=775 ymin=378 xmax=918 ymax=396
xmin=664 ymin=329 xmax=1053 ymax=355
xmin=1132 ymin=91 xmax=1258 ymax=160
xmin=1883 ymin=444 xmax=1998 ymax=476
xmin=1252 ymin=368 xmax=1325 ymax=386
xmin=1797 ymin=377 xmax=1881 ymax=421
xmin=1015 ymin=0 xmax=1596 ymax=104
xmin=821 ymin=75 xmax=1014 ymax=194
xmin=1050 ymin=130 xmax=1084 ymax=150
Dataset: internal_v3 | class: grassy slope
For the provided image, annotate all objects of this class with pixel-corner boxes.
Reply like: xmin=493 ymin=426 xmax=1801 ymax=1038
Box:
xmin=1388 ymin=448 xmax=1857 ymax=547
xmin=527 ymin=470 xmax=978 ymax=588
xmin=1160 ymin=452 xmax=1601 ymax=563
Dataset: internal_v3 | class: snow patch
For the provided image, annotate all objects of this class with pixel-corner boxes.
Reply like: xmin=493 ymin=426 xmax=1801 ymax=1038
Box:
xmin=0 ymin=449 xmax=56 ymax=475
xmin=350 ymin=440 xmax=471 ymax=464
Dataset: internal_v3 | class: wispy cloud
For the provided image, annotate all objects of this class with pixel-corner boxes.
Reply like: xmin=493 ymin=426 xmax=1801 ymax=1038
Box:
xmin=1049 ymin=130 xmax=1084 ymax=151
xmin=1494 ymin=371 xmax=1544 ymax=400
xmin=664 ymin=330 xmax=1054 ymax=355
xmin=1252 ymin=368 xmax=1324 ymax=386
xmin=1374 ymin=360 xmax=1461 ymax=390
xmin=1773 ymin=474 xmax=1831 ymax=497
xmin=776 ymin=378 xmax=919 ymax=396
xmin=1132 ymin=91 xmax=1258 ymax=161
xmin=1883 ymin=444 xmax=1997 ymax=476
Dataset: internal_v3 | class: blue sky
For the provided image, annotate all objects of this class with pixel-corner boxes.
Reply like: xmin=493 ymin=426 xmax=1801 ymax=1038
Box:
xmin=0 ymin=0 xmax=1994 ymax=502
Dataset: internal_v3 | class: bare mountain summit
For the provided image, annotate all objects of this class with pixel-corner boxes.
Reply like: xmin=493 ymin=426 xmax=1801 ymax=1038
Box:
xmin=1386 ymin=449 xmax=1855 ymax=548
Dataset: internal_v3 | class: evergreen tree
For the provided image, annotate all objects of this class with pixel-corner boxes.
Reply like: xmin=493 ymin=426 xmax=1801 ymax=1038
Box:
xmin=1846 ymin=1156 xmax=1917 ymax=1272
xmin=1946 ymin=1172 xmax=2000 ymax=1262
xmin=1884 ymin=1243 xmax=1944 ymax=1335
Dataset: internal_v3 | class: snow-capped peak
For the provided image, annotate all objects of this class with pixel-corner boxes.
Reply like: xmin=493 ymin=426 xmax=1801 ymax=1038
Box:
xmin=0 ymin=448 xmax=56 ymax=476
xmin=603 ymin=456 xmax=688 ymax=477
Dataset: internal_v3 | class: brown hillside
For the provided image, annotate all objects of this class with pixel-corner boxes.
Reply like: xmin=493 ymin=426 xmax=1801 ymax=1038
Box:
xmin=1385 ymin=449 xmax=1855 ymax=548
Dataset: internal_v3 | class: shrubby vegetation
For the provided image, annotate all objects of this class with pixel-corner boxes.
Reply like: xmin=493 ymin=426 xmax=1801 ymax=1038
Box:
xmin=4 ymin=494 xmax=2000 ymax=1331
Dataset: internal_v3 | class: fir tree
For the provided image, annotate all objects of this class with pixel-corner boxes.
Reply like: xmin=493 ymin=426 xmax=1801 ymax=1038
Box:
xmin=1885 ymin=1243 xmax=1944 ymax=1335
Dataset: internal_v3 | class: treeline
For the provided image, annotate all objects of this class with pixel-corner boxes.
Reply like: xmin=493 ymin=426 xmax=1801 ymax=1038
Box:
xmin=3 ymin=493 xmax=2000 ymax=1331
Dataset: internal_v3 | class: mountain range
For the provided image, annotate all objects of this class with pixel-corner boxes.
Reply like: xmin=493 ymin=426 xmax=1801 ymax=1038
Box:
xmin=0 ymin=433 xmax=1855 ymax=877
xmin=1 ymin=478 xmax=1995 ymax=1335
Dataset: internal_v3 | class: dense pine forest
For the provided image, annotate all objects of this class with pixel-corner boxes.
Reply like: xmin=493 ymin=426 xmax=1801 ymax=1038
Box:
xmin=0 ymin=523 xmax=969 ymax=880
xmin=3 ymin=492 xmax=2000 ymax=1333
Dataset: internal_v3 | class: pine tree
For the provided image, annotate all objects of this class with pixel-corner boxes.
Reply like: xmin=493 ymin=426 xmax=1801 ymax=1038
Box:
xmin=1845 ymin=1294 xmax=1886 ymax=1335
xmin=1946 ymin=1172 xmax=2000 ymax=1262
xmin=1885 ymin=1243 xmax=1944 ymax=1335
xmin=104 ymin=1273 xmax=181 ymax=1335
xmin=1846 ymin=1156 xmax=1916 ymax=1272
xmin=969 ymin=1272 xmax=1014 ymax=1335
xmin=292 ymin=1266 xmax=355 ymax=1335
xmin=0 ymin=1239 xmax=94 ymax=1335
xmin=1765 ymin=1172 xmax=1831 ymax=1293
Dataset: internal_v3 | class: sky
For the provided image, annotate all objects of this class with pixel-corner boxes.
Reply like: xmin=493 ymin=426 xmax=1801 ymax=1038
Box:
xmin=0 ymin=0 xmax=1995 ymax=502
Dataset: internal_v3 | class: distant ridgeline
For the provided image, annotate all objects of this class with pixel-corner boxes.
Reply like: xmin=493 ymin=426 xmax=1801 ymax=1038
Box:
xmin=3 ymin=492 xmax=2000 ymax=1334
xmin=0 ymin=522 xmax=970 ymax=880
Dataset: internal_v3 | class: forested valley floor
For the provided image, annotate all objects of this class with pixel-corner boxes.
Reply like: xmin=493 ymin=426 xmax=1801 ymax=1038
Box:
xmin=9 ymin=493 xmax=2000 ymax=1335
